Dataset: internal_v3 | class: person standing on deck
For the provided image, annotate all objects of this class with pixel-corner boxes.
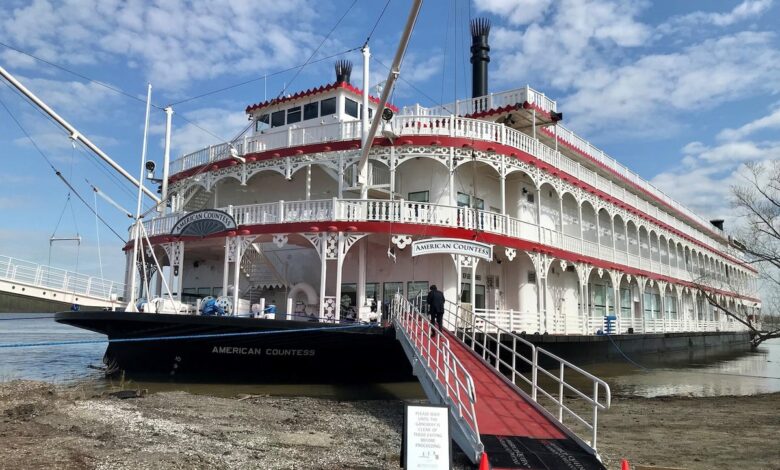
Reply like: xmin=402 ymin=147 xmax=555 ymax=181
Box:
xmin=426 ymin=285 xmax=445 ymax=337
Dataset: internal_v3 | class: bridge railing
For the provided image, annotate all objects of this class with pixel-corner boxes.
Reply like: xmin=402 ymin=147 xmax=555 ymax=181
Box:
xmin=0 ymin=255 xmax=122 ymax=302
xmin=390 ymin=294 xmax=482 ymax=462
xmin=440 ymin=300 xmax=611 ymax=452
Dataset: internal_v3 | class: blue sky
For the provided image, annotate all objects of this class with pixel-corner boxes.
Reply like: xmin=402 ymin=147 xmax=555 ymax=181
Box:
xmin=1 ymin=0 xmax=779 ymax=282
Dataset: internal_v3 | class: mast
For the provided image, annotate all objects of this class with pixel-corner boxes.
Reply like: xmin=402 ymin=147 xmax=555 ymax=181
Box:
xmin=0 ymin=64 xmax=161 ymax=203
xmin=161 ymin=106 xmax=174 ymax=213
xmin=360 ymin=45 xmax=370 ymax=199
xmin=356 ymin=0 xmax=423 ymax=188
xmin=125 ymin=83 xmax=153 ymax=312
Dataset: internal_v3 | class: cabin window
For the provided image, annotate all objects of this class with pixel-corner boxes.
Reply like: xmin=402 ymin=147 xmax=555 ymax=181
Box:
xmin=457 ymin=192 xmax=484 ymax=210
xmin=383 ymin=282 xmax=403 ymax=302
xmin=321 ymin=97 xmax=337 ymax=116
xmin=287 ymin=106 xmax=301 ymax=124
xmin=620 ymin=288 xmax=632 ymax=318
xmin=407 ymin=281 xmax=429 ymax=312
xmin=643 ymin=292 xmax=661 ymax=319
xmin=304 ymin=102 xmax=319 ymax=120
xmin=255 ymin=114 xmax=270 ymax=132
xmin=366 ymin=283 xmax=379 ymax=302
xmin=345 ymin=98 xmax=359 ymax=118
xmin=341 ymin=283 xmax=357 ymax=311
xmin=271 ymin=110 xmax=286 ymax=127
xmin=407 ymin=191 xmax=429 ymax=203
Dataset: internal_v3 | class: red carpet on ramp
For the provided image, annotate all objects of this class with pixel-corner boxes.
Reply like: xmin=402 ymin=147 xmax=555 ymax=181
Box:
xmin=443 ymin=331 xmax=564 ymax=439
xmin=439 ymin=330 xmax=607 ymax=470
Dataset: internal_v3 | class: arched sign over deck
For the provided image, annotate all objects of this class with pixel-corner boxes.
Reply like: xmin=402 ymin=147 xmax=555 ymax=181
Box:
xmin=411 ymin=238 xmax=493 ymax=261
xmin=171 ymin=209 xmax=237 ymax=237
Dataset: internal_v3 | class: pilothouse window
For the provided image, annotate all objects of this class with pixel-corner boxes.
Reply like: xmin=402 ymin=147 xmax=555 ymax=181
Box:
xmin=321 ymin=97 xmax=337 ymax=116
xmin=345 ymin=98 xmax=359 ymax=118
xmin=255 ymin=114 xmax=269 ymax=132
xmin=271 ymin=110 xmax=285 ymax=127
xmin=304 ymin=102 xmax=319 ymax=120
xmin=287 ymin=106 xmax=301 ymax=124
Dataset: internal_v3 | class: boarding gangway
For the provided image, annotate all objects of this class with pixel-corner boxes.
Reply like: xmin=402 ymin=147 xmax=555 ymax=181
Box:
xmin=392 ymin=295 xmax=611 ymax=469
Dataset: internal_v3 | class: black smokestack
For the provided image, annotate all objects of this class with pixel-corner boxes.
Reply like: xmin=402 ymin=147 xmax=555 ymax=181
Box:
xmin=470 ymin=17 xmax=491 ymax=99
xmin=335 ymin=60 xmax=352 ymax=84
xmin=710 ymin=219 xmax=724 ymax=231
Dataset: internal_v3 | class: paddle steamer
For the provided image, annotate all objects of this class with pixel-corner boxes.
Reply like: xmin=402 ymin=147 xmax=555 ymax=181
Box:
xmin=54 ymin=17 xmax=761 ymax=381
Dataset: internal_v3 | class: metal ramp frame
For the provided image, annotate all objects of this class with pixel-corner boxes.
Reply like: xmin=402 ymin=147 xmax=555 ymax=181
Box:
xmin=394 ymin=294 xmax=612 ymax=468
xmin=390 ymin=295 xmax=484 ymax=463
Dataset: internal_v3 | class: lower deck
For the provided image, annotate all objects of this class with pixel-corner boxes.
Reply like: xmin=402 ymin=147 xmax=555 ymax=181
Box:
xmin=133 ymin=231 xmax=754 ymax=337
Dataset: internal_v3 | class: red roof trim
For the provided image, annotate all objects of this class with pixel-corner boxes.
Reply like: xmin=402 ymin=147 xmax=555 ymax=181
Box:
xmin=245 ymin=81 xmax=398 ymax=114
xmin=137 ymin=222 xmax=759 ymax=303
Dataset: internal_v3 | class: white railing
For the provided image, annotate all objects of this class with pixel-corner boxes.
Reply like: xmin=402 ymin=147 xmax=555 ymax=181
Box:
xmin=141 ymin=198 xmax=742 ymax=295
xmin=170 ymin=121 xmax=362 ymax=175
xmin=400 ymin=85 xmax=557 ymax=116
xmin=0 ymin=255 xmax=123 ymax=301
xmin=168 ymin=112 xmax=738 ymax=265
xmin=541 ymin=125 xmax=730 ymax=248
xmin=439 ymin=300 xmax=611 ymax=451
xmin=390 ymin=294 xmax=482 ymax=461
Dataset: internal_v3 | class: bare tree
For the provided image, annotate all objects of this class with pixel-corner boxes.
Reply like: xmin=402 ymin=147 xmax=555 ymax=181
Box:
xmin=692 ymin=161 xmax=780 ymax=348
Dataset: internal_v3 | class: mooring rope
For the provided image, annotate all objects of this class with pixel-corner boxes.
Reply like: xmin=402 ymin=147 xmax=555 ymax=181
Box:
xmin=0 ymin=323 xmax=378 ymax=349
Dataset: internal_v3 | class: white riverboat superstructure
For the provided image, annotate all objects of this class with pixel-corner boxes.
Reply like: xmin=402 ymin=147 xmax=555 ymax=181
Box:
xmin=133 ymin=20 xmax=760 ymax=338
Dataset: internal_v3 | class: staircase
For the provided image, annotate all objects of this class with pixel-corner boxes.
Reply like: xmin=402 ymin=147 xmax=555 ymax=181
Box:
xmin=239 ymin=244 xmax=287 ymax=303
xmin=181 ymin=185 xmax=211 ymax=212
xmin=391 ymin=296 xmax=611 ymax=469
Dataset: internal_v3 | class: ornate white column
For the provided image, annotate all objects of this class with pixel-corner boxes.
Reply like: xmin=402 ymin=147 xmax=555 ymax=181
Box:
xmin=658 ymin=281 xmax=667 ymax=332
xmin=357 ymin=238 xmax=366 ymax=311
xmin=500 ymin=158 xmax=507 ymax=216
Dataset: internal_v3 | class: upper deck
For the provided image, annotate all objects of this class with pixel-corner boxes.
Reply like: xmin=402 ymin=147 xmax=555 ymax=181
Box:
xmin=166 ymin=85 xmax=736 ymax=262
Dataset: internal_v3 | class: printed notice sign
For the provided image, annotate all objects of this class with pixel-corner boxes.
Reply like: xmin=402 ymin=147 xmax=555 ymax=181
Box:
xmin=404 ymin=404 xmax=451 ymax=470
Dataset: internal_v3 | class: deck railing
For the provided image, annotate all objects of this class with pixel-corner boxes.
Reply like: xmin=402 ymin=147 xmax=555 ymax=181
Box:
xmin=540 ymin=125 xmax=729 ymax=246
xmin=169 ymin=113 xmax=735 ymax=259
xmin=390 ymin=294 xmax=482 ymax=462
xmin=434 ymin=299 xmax=611 ymax=452
xmin=400 ymin=85 xmax=557 ymax=116
xmin=141 ymin=198 xmax=756 ymax=296
xmin=0 ymin=255 xmax=123 ymax=302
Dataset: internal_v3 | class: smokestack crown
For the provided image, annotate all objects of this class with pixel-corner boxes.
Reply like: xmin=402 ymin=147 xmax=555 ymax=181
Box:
xmin=470 ymin=17 xmax=491 ymax=38
xmin=470 ymin=18 xmax=491 ymax=98
xmin=335 ymin=60 xmax=353 ymax=84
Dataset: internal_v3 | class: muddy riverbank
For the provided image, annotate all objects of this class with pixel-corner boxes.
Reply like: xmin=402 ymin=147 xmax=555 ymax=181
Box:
xmin=0 ymin=380 xmax=778 ymax=469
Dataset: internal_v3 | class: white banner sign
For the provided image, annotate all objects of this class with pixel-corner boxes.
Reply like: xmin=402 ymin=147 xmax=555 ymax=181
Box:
xmin=404 ymin=404 xmax=451 ymax=470
xmin=411 ymin=238 xmax=493 ymax=261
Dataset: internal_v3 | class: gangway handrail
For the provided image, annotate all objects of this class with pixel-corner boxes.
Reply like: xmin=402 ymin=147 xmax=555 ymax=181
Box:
xmin=390 ymin=295 xmax=482 ymax=461
xmin=441 ymin=299 xmax=611 ymax=452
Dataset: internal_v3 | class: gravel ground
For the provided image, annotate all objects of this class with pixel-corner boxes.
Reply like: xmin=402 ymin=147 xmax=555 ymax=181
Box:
xmin=0 ymin=380 xmax=778 ymax=469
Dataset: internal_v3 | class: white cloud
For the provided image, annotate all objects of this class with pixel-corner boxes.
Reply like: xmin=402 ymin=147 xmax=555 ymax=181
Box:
xmin=651 ymin=108 xmax=780 ymax=225
xmin=485 ymin=0 xmax=780 ymax=137
xmin=0 ymin=0 xmax=323 ymax=91
xmin=165 ymin=106 xmax=248 ymax=157
xmin=659 ymin=0 xmax=773 ymax=34
xmin=717 ymin=107 xmax=780 ymax=141
xmin=475 ymin=0 xmax=554 ymax=26
xmin=558 ymin=31 xmax=780 ymax=135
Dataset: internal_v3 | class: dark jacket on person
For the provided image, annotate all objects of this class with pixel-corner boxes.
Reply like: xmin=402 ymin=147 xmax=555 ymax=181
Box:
xmin=427 ymin=288 xmax=445 ymax=315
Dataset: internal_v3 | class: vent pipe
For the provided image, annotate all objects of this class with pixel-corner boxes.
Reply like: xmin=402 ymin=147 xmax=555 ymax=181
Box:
xmin=470 ymin=17 xmax=491 ymax=99
xmin=335 ymin=60 xmax=353 ymax=84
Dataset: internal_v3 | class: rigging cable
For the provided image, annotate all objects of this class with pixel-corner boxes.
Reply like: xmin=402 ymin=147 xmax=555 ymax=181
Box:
xmin=93 ymin=188 xmax=105 ymax=282
xmin=275 ymin=0 xmax=358 ymax=101
xmin=364 ymin=0 xmax=392 ymax=46
xmin=0 ymin=93 xmax=126 ymax=242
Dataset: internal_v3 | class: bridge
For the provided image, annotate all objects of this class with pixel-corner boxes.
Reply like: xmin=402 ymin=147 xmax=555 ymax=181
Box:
xmin=0 ymin=255 xmax=124 ymax=312
xmin=391 ymin=295 xmax=610 ymax=469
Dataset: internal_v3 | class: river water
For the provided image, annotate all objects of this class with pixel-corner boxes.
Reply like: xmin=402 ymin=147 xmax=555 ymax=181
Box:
xmin=1 ymin=313 xmax=778 ymax=398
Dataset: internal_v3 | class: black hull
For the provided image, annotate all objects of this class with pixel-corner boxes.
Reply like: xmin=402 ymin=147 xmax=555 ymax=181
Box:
xmin=54 ymin=311 xmax=413 ymax=383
